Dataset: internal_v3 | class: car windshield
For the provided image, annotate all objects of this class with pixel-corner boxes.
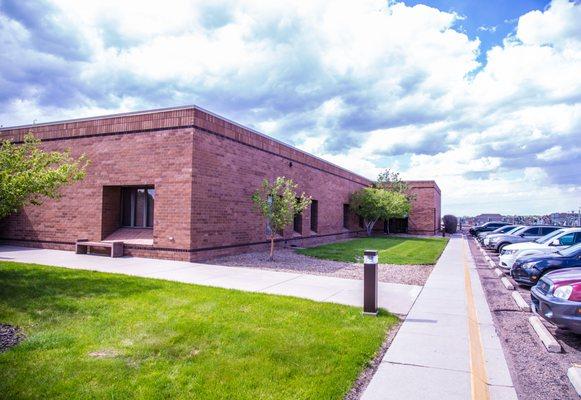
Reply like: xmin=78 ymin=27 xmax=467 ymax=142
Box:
xmin=558 ymin=242 xmax=581 ymax=257
xmin=535 ymin=229 xmax=565 ymax=244
xmin=508 ymin=226 xmax=526 ymax=235
xmin=492 ymin=225 xmax=514 ymax=234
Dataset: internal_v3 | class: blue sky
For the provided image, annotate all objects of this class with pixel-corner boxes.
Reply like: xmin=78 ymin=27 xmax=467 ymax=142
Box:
xmin=0 ymin=0 xmax=579 ymax=216
xmin=404 ymin=1 xmax=552 ymax=61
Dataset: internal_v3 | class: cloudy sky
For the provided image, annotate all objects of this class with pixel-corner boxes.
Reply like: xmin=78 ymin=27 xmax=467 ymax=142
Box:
xmin=0 ymin=0 xmax=579 ymax=216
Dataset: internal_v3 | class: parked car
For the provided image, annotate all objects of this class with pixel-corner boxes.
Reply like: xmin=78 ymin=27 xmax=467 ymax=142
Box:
xmin=530 ymin=268 xmax=581 ymax=334
xmin=476 ymin=225 xmax=520 ymax=243
xmin=482 ymin=226 xmax=525 ymax=247
xmin=499 ymin=228 xmax=581 ymax=270
xmin=486 ymin=225 xmax=560 ymax=252
xmin=510 ymin=242 xmax=581 ymax=286
xmin=469 ymin=221 xmax=510 ymax=236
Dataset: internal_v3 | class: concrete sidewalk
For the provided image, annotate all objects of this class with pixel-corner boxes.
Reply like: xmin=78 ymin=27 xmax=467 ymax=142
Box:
xmin=362 ymin=235 xmax=517 ymax=400
xmin=0 ymin=245 xmax=421 ymax=315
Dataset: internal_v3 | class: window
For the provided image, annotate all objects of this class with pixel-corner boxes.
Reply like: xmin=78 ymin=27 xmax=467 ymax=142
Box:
xmin=310 ymin=200 xmax=318 ymax=232
xmin=293 ymin=198 xmax=303 ymax=234
xmin=559 ymin=233 xmax=575 ymax=246
xmin=522 ymin=227 xmax=540 ymax=236
xmin=121 ymin=187 xmax=155 ymax=228
xmin=343 ymin=204 xmax=350 ymax=229
xmin=541 ymin=227 xmax=559 ymax=235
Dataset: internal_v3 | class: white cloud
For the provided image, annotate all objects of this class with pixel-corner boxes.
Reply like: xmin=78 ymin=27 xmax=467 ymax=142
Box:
xmin=516 ymin=0 xmax=581 ymax=48
xmin=0 ymin=0 xmax=579 ymax=216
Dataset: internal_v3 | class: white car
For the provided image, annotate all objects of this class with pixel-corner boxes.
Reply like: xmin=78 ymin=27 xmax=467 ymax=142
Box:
xmin=499 ymin=228 xmax=581 ymax=270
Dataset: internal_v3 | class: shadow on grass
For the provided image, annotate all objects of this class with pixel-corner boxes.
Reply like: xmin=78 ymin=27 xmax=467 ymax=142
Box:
xmin=0 ymin=263 xmax=164 ymax=317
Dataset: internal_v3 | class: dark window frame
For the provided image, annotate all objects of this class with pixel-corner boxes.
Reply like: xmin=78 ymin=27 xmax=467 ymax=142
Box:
xmin=343 ymin=204 xmax=350 ymax=229
xmin=293 ymin=198 xmax=303 ymax=234
xmin=310 ymin=200 xmax=318 ymax=232
xmin=120 ymin=186 xmax=155 ymax=229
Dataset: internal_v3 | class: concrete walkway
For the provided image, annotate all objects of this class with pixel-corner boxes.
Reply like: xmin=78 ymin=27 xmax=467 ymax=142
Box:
xmin=362 ymin=235 xmax=517 ymax=400
xmin=0 ymin=245 xmax=421 ymax=315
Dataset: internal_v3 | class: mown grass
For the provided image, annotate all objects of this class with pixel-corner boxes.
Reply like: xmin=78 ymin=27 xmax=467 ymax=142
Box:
xmin=297 ymin=236 xmax=449 ymax=265
xmin=0 ymin=262 xmax=397 ymax=400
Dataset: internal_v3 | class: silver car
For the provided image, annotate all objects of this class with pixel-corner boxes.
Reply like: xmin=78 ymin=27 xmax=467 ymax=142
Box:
xmin=483 ymin=226 xmax=525 ymax=247
xmin=486 ymin=225 xmax=561 ymax=252
xmin=477 ymin=225 xmax=521 ymax=243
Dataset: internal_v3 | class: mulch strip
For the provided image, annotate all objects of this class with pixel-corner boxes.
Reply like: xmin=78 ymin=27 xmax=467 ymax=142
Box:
xmin=0 ymin=323 xmax=25 ymax=353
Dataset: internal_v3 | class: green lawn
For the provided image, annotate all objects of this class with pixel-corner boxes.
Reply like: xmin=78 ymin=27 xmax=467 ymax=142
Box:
xmin=0 ymin=262 xmax=397 ymax=400
xmin=297 ymin=236 xmax=449 ymax=265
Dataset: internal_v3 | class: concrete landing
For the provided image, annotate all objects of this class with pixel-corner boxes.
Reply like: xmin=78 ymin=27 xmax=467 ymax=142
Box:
xmin=361 ymin=235 xmax=517 ymax=400
xmin=0 ymin=245 xmax=421 ymax=315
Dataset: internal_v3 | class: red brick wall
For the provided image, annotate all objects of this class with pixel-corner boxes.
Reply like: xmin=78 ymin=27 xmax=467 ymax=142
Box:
xmin=407 ymin=181 xmax=442 ymax=235
xmin=189 ymin=122 xmax=367 ymax=260
xmin=0 ymin=113 xmax=195 ymax=260
xmin=101 ymin=186 xmax=121 ymax=240
xmin=0 ymin=106 xmax=441 ymax=261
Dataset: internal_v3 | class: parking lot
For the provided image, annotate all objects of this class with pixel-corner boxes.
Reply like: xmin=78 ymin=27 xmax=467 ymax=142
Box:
xmin=467 ymin=234 xmax=581 ymax=399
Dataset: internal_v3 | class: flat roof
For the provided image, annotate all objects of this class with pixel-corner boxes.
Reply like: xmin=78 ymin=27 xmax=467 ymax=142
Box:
xmin=1 ymin=104 xmax=439 ymax=189
xmin=1 ymin=104 xmax=375 ymax=184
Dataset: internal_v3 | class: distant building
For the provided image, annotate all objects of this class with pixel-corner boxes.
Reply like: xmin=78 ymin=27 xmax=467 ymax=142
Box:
xmin=474 ymin=214 xmax=503 ymax=225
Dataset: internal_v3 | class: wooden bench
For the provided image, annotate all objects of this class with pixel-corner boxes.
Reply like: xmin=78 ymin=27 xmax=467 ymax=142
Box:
xmin=75 ymin=240 xmax=124 ymax=258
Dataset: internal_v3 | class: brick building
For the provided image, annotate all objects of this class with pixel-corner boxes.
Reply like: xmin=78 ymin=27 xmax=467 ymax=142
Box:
xmin=0 ymin=106 xmax=441 ymax=261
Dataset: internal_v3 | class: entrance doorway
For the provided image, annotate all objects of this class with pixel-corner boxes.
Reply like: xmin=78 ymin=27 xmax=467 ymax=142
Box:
xmin=384 ymin=218 xmax=408 ymax=234
xmin=121 ymin=187 xmax=155 ymax=228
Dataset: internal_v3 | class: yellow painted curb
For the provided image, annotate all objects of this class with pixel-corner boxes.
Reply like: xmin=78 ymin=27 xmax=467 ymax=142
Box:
xmin=463 ymin=239 xmax=490 ymax=400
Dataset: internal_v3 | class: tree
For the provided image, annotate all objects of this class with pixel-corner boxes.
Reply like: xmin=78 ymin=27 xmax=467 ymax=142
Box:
xmin=375 ymin=168 xmax=416 ymax=202
xmin=349 ymin=188 xmax=410 ymax=236
xmin=251 ymin=177 xmax=311 ymax=260
xmin=0 ymin=133 xmax=88 ymax=220
xmin=443 ymin=215 xmax=458 ymax=234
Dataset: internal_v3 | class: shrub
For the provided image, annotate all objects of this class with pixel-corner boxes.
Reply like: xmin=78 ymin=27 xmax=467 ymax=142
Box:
xmin=443 ymin=215 xmax=458 ymax=234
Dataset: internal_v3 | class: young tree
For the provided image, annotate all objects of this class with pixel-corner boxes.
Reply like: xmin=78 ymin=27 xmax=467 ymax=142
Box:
xmin=349 ymin=188 xmax=410 ymax=236
xmin=375 ymin=168 xmax=416 ymax=202
xmin=0 ymin=133 xmax=88 ymax=220
xmin=251 ymin=177 xmax=311 ymax=260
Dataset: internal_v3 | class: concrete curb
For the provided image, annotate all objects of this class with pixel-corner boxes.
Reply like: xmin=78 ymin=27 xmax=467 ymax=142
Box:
xmin=501 ymin=277 xmax=515 ymax=290
xmin=529 ymin=316 xmax=561 ymax=353
xmin=485 ymin=255 xmax=491 ymax=262
xmin=494 ymin=268 xmax=504 ymax=277
xmin=512 ymin=291 xmax=530 ymax=311
xmin=567 ymin=366 xmax=581 ymax=396
xmin=488 ymin=260 xmax=496 ymax=269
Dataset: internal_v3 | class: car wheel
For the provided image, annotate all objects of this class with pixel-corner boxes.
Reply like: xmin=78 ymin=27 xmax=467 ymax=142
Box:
xmin=497 ymin=243 xmax=508 ymax=252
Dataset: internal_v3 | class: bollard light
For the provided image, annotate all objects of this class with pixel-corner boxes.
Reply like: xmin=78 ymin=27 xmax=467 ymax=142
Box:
xmin=363 ymin=250 xmax=379 ymax=316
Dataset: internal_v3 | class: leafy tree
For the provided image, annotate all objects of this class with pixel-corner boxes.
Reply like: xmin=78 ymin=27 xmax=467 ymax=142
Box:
xmin=443 ymin=215 xmax=458 ymax=234
xmin=349 ymin=188 xmax=410 ymax=236
xmin=375 ymin=168 xmax=416 ymax=202
xmin=252 ymin=177 xmax=311 ymax=260
xmin=0 ymin=133 xmax=88 ymax=220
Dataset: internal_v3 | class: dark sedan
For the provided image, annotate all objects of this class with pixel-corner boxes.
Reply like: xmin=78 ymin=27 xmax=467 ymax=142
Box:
xmin=469 ymin=221 xmax=509 ymax=236
xmin=510 ymin=242 xmax=581 ymax=286
xmin=531 ymin=268 xmax=581 ymax=334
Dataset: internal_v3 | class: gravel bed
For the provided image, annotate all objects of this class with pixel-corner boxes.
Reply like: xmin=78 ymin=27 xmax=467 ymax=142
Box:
xmin=0 ymin=324 xmax=25 ymax=353
xmin=209 ymin=248 xmax=434 ymax=286
xmin=468 ymin=238 xmax=581 ymax=400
